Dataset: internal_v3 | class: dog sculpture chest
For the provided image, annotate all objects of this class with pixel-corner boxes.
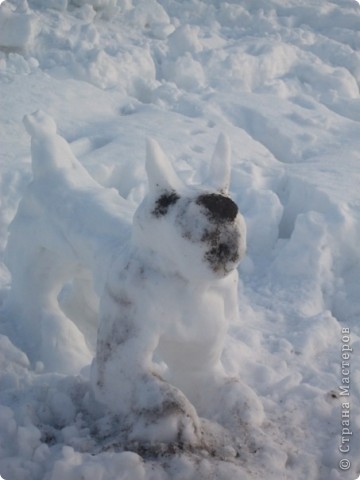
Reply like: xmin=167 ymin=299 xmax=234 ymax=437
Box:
xmin=5 ymin=111 xmax=260 ymax=446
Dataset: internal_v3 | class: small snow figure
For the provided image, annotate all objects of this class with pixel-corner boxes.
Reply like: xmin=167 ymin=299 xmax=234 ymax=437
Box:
xmin=5 ymin=110 xmax=263 ymax=447
xmin=91 ymin=134 xmax=250 ymax=444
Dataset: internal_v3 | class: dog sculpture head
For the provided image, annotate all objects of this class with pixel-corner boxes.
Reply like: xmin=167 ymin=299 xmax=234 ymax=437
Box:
xmin=133 ymin=134 xmax=246 ymax=281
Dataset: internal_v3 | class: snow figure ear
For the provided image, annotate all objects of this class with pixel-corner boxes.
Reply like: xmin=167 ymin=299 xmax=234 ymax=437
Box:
xmin=208 ymin=133 xmax=232 ymax=194
xmin=146 ymin=138 xmax=184 ymax=195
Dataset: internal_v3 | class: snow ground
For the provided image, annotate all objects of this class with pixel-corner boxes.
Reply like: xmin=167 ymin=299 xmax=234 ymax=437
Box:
xmin=0 ymin=0 xmax=360 ymax=479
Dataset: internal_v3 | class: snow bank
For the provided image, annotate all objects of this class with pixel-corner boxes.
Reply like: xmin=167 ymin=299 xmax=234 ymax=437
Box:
xmin=0 ymin=0 xmax=360 ymax=478
xmin=127 ymin=0 xmax=174 ymax=39
xmin=70 ymin=0 xmax=117 ymax=10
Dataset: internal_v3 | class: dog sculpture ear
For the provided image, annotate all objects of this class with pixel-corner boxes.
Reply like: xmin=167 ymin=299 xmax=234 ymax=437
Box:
xmin=208 ymin=133 xmax=231 ymax=194
xmin=146 ymin=138 xmax=184 ymax=195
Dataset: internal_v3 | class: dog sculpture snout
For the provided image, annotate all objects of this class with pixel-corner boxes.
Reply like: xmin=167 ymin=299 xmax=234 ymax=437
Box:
xmin=197 ymin=193 xmax=238 ymax=223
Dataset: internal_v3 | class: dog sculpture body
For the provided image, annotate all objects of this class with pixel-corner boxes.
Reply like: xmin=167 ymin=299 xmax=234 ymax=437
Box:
xmin=5 ymin=111 xmax=263 ymax=445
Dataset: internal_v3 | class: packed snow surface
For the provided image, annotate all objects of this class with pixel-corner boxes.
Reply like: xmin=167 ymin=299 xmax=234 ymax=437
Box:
xmin=0 ymin=0 xmax=360 ymax=479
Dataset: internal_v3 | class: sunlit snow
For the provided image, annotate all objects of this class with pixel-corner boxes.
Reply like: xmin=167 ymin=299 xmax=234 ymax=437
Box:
xmin=0 ymin=0 xmax=359 ymax=479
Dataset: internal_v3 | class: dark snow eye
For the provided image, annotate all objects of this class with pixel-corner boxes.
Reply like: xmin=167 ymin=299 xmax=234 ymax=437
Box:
xmin=152 ymin=191 xmax=180 ymax=217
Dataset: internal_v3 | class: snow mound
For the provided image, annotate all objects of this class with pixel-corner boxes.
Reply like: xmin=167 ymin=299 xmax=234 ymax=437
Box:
xmin=0 ymin=2 xmax=36 ymax=49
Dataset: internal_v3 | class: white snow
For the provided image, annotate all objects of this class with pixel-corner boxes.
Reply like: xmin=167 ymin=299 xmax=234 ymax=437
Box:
xmin=0 ymin=2 xmax=36 ymax=49
xmin=0 ymin=0 xmax=360 ymax=479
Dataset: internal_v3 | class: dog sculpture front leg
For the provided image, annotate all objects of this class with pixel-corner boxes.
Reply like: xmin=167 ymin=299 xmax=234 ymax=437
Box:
xmin=91 ymin=254 xmax=201 ymax=445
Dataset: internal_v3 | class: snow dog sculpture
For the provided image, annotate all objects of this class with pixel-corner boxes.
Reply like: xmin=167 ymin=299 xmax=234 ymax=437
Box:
xmin=5 ymin=110 xmax=263 ymax=446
